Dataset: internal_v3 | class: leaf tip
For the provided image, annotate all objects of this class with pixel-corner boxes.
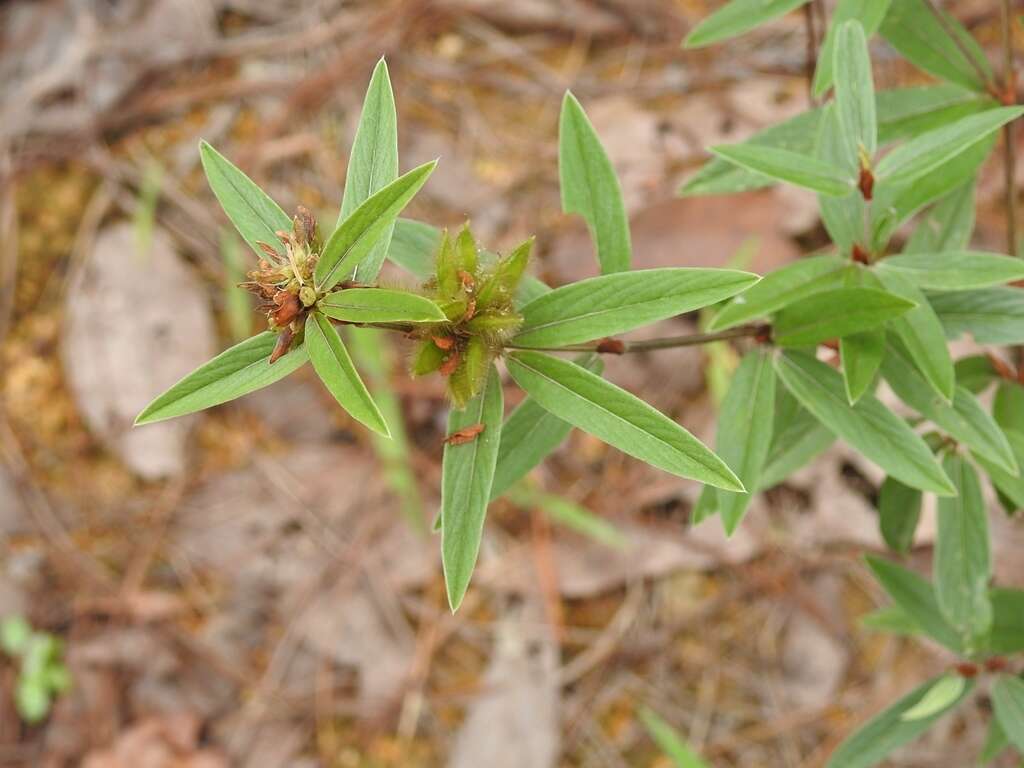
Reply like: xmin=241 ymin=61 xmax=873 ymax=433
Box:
xmin=445 ymin=578 xmax=467 ymax=613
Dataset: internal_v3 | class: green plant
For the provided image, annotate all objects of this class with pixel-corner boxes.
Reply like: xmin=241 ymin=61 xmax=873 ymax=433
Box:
xmin=136 ymin=4 xmax=1024 ymax=758
xmin=1 ymin=616 xmax=70 ymax=724
xmin=640 ymin=707 xmax=711 ymax=768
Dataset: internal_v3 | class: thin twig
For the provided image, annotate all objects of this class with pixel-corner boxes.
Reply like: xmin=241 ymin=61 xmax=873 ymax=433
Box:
xmin=1002 ymin=0 xmax=1018 ymax=257
xmin=504 ymin=324 xmax=767 ymax=354
xmin=803 ymin=2 xmax=819 ymax=101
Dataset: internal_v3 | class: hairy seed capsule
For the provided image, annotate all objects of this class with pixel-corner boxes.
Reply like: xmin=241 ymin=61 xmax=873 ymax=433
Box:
xmin=299 ymin=286 xmax=317 ymax=307
xmin=412 ymin=341 xmax=447 ymax=376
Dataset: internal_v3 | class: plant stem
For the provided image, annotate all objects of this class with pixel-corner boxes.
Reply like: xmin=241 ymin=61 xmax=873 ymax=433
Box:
xmin=330 ymin=316 xmax=768 ymax=355
xmin=504 ymin=324 xmax=767 ymax=354
xmin=803 ymin=2 xmax=819 ymax=101
xmin=1002 ymin=0 xmax=1018 ymax=257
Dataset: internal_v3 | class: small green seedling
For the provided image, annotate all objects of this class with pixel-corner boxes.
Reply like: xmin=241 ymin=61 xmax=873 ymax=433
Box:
xmin=1 ymin=616 xmax=70 ymax=724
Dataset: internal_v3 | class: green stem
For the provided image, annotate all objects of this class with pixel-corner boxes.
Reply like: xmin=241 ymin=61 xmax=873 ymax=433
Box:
xmin=503 ymin=324 xmax=767 ymax=354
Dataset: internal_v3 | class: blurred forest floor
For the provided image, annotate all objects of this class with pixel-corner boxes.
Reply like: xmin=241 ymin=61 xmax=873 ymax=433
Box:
xmin=1 ymin=1 xmax=1023 ymax=766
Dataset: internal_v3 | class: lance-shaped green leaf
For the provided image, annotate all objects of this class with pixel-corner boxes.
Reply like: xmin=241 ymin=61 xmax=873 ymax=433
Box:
xmin=709 ymin=144 xmax=853 ymax=196
xmin=859 ymin=605 xmax=922 ymax=637
xmin=681 ymin=108 xmax=823 ymax=196
xmin=841 ymin=331 xmax=884 ymax=404
xmin=827 ymin=674 xmax=972 ymax=768
xmin=305 ymin=313 xmax=389 ymax=437
xmin=992 ymin=677 xmax=1024 ymax=754
xmin=710 ymin=254 xmax=849 ymax=331
xmin=388 ymin=217 xmax=438 ymax=280
xmin=900 ymin=675 xmax=967 ymax=721
xmin=877 ymin=86 xmax=995 ymax=143
xmin=873 ymin=132 xmax=992 ymax=250
xmin=882 ymin=346 xmax=1017 ymax=474
xmin=879 ymin=0 xmax=993 ymax=92
xmin=955 ymin=354 xmax=998 ymax=394
xmin=990 ymin=587 xmax=1024 ymax=654
xmin=817 ymin=105 xmax=866 ymax=253
xmin=878 ymin=475 xmax=921 ymax=554
xmin=347 ymin=328 xmax=423 ymax=531
xmin=683 ymin=86 xmax=989 ymax=197
xmin=315 ymin=160 xmax=436 ymax=290
xmin=441 ymin=365 xmax=503 ymax=611
xmin=507 ymin=351 xmax=743 ymax=491
xmin=711 ymin=349 xmax=775 ymax=535
xmin=875 ymin=107 xmax=1024 ymax=187
xmin=691 ymin=485 xmax=719 ymax=525
xmin=877 ymin=252 xmax=1024 ymax=291
xmin=813 ymin=0 xmax=891 ymax=96
xmin=639 ymin=708 xmax=710 ymax=768
xmin=136 ymin=332 xmax=307 ymax=425
xmin=833 ymin=20 xmax=877 ymax=164
xmin=318 ymin=288 xmax=445 ymax=324
xmin=995 ymin=380 xmax=1024 ymax=433
xmin=515 ymin=268 xmax=758 ymax=347
xmin=758 ymin=383 xmax=835 ymax=489
xmin=683 ymin=0 xmax=809 ymax=48
xmin=339 ymin=58 xmax=399 ymax=282
xmin=929 ymin=287 xmax=1024 ymax=344
xmin=507 ymin=485 xmax=627 ymax=548
xmin=865 ymin=556 xmax=963 ymax=652
xmin=904 ymin=181 xmax=976 ymax=254
xmin=199 ymin=141 xmax=291 ymax=257
xmin=934 ymin=455 xmax=992 ymax=645
xmin=870 ymin=133 xmax=992 ymax=253
xmin=491 ymin=355 xmax=603 ymax=500
xmin=773 ymin=288 xmax=914 ymax=347
xmin=974 ymin=429 xmax=1024 ymax=512
xmin=981 ymin=717 xmax=1009 ymax=764
xmin=874 ymin=267 xmax=954 ymax=401
xmin=559 ymin=92 xmax=631 ymax=274
xmin=775 ymin=352 xmax=954 ymax=495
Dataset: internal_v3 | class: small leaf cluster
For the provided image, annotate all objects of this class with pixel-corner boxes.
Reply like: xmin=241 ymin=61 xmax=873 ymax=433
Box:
xmin=411 ymin=225 xmax=531 ymax=407
xmin=1 ymin=616 xmax=70 ymax=724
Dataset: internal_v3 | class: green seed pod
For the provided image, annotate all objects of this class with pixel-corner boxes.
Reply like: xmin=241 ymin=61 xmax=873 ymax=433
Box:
xmin=476 ymin=237 xmax=533 ymax=310
xmin=298 ymin=286 xmax=317 ymax=307
xmin=412 ymin=340 xmax=446 ymax=376
xmin=435 ymin=229 xmax=461 ymax=300
xmin=454 ymin=223 xmax=478 ymax=277
xmin=465 ymin=311 xmax=523 ymax=343
xmin=448 ymin=336 xmax=490 ymax=408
